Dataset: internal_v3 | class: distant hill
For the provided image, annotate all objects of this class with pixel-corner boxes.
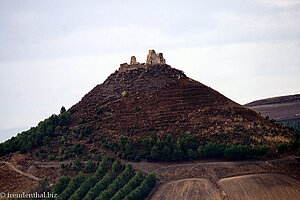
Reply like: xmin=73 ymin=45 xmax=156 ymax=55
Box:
xmin=245 ymin=94 xmax=300 ymax=129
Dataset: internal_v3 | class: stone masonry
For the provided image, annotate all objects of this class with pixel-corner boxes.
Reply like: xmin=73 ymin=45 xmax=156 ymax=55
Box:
xmin=146 ymin=50 xmax=166 ymax=65
xmin=119 ymin=50 xmax=166 ymax=71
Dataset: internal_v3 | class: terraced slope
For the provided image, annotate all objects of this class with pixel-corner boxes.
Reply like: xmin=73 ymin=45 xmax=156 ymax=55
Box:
xmin=70 ymin=64 xmax=291 ymax=146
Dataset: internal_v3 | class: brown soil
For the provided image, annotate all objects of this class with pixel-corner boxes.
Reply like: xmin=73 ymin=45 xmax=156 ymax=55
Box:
xmin=219 ymin=173 xmax=300 ymax=200
xmin=0 ymin=64 xmax=297 ymax=197
xmin=0 ymin=161 xmax=40 ymax=181
xmin=151 ymin=178 xmax=223 ymax=200
xmin=0 ymin=153 xmax=299 ymax=198
xmin=0 ymin=162 xmax=37 ymax=194
xmin=66 ymin=64 xmax=293 ymax=152
xmin=127 ymin=156 xmax=300 ymax=200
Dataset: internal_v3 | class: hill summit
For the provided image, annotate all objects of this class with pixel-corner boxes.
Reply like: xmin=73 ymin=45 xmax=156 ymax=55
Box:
xmin=1 ymin=50 xmax=295 ymax=162
xmin=69 ymin=50 xmax=291 ymax=151
xmin=0 ymin=50 xmax=299 ymax=200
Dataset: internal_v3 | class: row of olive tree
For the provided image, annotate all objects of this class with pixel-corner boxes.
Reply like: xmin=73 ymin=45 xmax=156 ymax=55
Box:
xmin=110 ymin=172 xmax=144 ymax=200
xmin=124 ymin=172 xmax=156 ymax=200
xmin=82 ymin=160 xmax=121 ymax=200
xmin=56 ymin=172 xmax=86 ymax=200
xmin=68 ymin=156 xmax=110 ymax=200
xmin=95 ymin=164 xmax=133 ymax=200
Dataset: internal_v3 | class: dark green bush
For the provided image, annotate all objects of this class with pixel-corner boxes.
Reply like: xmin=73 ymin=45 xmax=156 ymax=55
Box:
xmin=276 ymin=142 xmax=288 ymax=154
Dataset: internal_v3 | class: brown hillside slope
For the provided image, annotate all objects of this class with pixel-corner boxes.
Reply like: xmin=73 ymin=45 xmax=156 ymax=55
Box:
xmin=69 ymin=64 xmax=291 ymax=147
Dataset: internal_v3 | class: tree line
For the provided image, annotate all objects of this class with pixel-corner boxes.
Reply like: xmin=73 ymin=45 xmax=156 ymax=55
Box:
xmin=0 ymin=106 xmax=71 ymax=156
xmin=99 ymin=132 xmax=268 ymax=161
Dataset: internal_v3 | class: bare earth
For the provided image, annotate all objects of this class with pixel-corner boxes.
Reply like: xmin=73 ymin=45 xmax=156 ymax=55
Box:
xmin=219 ymin=173 xmax=300 ymax=200
xmin=0 ymin=161 xmax=40 ymax=181
xmin=151 ymin=178 xmax=222 ymax=200
xmin=0 ymin=163 xmax=36 ymax=194
xmin=129 ymin=156 xmax=300 ymax=200
xmin=151 ymin=173 xmax=300 ymax=200
xmin=1 ymin=154 xmax=300 ymax=200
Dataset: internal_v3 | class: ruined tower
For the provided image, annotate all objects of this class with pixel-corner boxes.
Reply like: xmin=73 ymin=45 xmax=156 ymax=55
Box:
xmin=130 ymin=56 xmax=138 ymax=65
xmin=146 ymin=50 xmax=166 ymax=65
xmin=119 ymin=50 xmax=166 ymax=71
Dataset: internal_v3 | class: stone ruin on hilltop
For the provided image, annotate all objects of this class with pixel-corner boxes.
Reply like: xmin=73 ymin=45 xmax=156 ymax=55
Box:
xmin=119 ymin=50 xmax=166 ymax=71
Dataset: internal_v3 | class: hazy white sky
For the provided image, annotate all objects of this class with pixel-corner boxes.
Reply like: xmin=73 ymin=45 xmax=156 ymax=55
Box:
xmin=0 ymin=0 xmax=300 ymax=141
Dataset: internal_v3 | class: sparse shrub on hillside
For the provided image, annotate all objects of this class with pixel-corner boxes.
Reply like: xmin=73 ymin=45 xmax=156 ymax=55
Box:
xmin=276 ymin=142 xmax=288 ymax=154
xmin=69 ymin=143 xmax=86 ymax=157
xmin=96 ymin=107 xmax=103 ymax=115
xmin=119 ymin=136 xmax=128 ymax=150
xmin=48 ymin=155 xmax=55 ymax=160
xmin=72 ymin=158 xmax=81 ymax=171
xmin=83 ymin=160 xmax=96 ymax=173
xmin=289 ymin=131 xmax=300 ymax=151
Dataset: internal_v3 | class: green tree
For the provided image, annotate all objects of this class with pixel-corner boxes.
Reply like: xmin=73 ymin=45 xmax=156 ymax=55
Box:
xmin=111 ymin=172 xmax=144 ymax=200
xmin=276 ymin=142 xmax=288 ymax=154
xmin=60 ymin=106 xmax=66 ymax=114
xmin=161 ymin=146 xmax=171 ymax=161
xmin=51 ymin=176 xmax=70 ymax=196
xmin=56 ymin=172 xmax=86 ymax=200
xmin=83 ymin=160 xmax=95 ymax=173
xmin=72 ymin=158 xmax=81 ymax=171
xmin=124 ymin=172 xmax=156 ymax=200
xmin=150 ymin=146 xmax=160 ymax=160
xmin=96 ymin=164 xmax=133 ymax=200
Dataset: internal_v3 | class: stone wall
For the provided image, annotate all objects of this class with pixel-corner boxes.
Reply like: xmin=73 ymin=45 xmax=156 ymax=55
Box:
xmin=146 ymin=50 xmax=166 ymax=65
xmin=119 ymin=50 xmax=166 ymax=71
